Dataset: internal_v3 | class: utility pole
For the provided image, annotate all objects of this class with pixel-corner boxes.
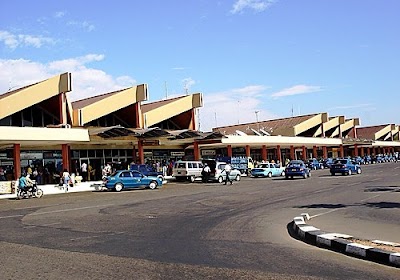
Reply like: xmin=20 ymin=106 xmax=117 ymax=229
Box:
xmin=255 ymin=110 xmax=260 ymax=131
xmin=164 ymin=81 xmax=168 ymax=99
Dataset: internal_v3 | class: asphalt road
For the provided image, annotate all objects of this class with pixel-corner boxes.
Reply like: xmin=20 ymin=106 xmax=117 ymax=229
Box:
xmin=0 ymin=163 xmax=399 ymax=280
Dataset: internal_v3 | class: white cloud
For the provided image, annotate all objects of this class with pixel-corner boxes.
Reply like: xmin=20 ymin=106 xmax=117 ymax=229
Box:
xmin=199 ymin=85 xmax=277 ymax=131
xmin=0 ymin=30 xmax=55 ymax=49
xmin=327 ymin=103 xmax=376 ymax=111
xmin=182 ymin=77 xmax=196 ymax=92
xmin=54 ymin=11 xmax=66 ymax=18
xmin=270 ymin=85 xmax=323 ymax=99
xmin=231 ymin=0 xmax=276 ymax=14
xmin=0 ymin=55 xmax=137 ymax=101
xmin=67 ymin=20 xmax=95 ymax=32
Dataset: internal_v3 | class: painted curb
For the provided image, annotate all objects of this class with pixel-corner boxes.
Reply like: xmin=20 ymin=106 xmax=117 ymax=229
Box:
xmin=292 ymin=214 xmax=400 ymax=268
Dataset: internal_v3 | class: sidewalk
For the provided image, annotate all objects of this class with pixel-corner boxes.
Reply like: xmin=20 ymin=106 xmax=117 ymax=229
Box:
xmin=0 ymin=181 xmax=105 ymax=200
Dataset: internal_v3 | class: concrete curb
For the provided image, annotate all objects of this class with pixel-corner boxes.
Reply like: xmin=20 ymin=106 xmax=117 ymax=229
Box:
xmin=292 ymin=213 xmax=400 ymax=268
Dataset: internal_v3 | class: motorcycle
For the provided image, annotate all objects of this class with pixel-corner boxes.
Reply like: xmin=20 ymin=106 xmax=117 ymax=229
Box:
xmin=17 ymin=182 xmax=44 ymax=199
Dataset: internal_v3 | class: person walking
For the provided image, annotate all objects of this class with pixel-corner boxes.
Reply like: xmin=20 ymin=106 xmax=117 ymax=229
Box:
xmin=224 ymin=163 xmax=232 ymax=185
xmin=62 ymin=169 xmax=71 ymax=192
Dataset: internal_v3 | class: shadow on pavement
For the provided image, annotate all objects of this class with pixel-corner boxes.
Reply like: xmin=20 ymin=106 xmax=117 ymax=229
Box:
xmin=295 ymin=203 xmax=347 ymax=209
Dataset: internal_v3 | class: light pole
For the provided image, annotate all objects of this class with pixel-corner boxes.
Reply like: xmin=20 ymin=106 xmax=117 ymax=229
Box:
xmin=255 ymin=110 xmax=260 ymax=131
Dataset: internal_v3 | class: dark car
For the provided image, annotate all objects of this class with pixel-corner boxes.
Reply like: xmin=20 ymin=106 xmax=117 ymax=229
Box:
xmin=306 ymin=158 xmax=324 ymax=170
xmin=353 ymin=156 xmax=365 ymax=165
xmin=103 ymin=170 xmax=163 ymax=192
xmin=322 ymin=158 xmax=334 ymax=168
xmin=130 ymin=164 xmax=163 ymax=179
xmin=285 ymin=160 xmax=311 ymax=179
xmin=330 ymin=158 xmax=362 ymax=176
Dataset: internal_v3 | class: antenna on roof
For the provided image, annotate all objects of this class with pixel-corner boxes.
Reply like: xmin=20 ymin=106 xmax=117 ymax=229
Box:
xmin=291 ymin=105 xmax=294 ymax=117
xmin=164 ymin=81 xmax=168 ymax=99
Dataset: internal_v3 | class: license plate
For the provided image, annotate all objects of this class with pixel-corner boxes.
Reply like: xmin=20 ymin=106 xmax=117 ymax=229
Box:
xmin=292 ymin=169 xmax=296 ymax=171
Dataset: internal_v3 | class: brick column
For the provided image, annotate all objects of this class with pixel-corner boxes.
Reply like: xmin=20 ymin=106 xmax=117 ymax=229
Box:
xmin=62 ymin=144 xmax=70 ymax=172
xmin=360 ymin=146 xmax=365 ymax=157
xmin=13 ymin=144 xmax=21 ymax=180
xmin=322 ymin=146 xmax=327 ymax=159
xmin=302 ymin=146 xmax=307 ymax=161
xmin=354 ymin=144 xmax=358 ymax=157
xmin=245 ymin=145 xmax=250 ymax=157
xmin=313 ymin=146 xmax=317 ymax=158
xmin=290 ymin=145 xmax=295 ymax=160
xmin=138 ymin=139 xmax=144 ymax=164
xmin=261 ymin=145 xmax=267 ymax=161
xmin=193 ymin=141 xmax=200 ymax=161
xmin=276 ymin=145 xmax=282 ymax=163
xmin=339 ymin=145 xmax=344 ymax=157
xmin=227 ymin=145 xmax=232 ymax=157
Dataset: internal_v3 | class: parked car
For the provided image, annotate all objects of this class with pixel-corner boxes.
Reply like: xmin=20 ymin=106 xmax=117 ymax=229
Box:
xmin=250 ymin=162 xmax=285 ymax=178
xmin=363 ymin=155 xmax=371 ymax=165
xmin=103 ymin=170 xmax=163 ymax=192
xmin=353 ymin=156 xmax=365 ymax=165
xmin=130 ymin=164 xmax=163 ymax=179
xmin=330 ymin=158 xmax=362 ymax=176
xmin=322 ymin=158 xmax=334 ymax=168
xmin=285 ymin=160 xmax=311 ymax=179
xmin=172 ymin=160 xmax=204 ymax=182
xmin=306 ymin=158 xmax=324 ymax=170
xmin=201 ymin=160 xmax=241 ymax=183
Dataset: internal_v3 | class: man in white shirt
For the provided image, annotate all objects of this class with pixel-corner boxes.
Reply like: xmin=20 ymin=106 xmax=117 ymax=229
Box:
xmin=224 ymin=163 xmax=232 ymax=185
xmin=81 ymin=162 xmax=88 ymax=182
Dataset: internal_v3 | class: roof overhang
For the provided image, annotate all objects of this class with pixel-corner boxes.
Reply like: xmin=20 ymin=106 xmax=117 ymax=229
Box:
xmin=372 ymin=140 xmax=400 ymax=147
xmin=0 ymin=126 xmax=89 ymax=147
xmin=316 ymin=116 xmax=345 ymax=137
xmin=375 ymin=124 xmax=395 ymax=140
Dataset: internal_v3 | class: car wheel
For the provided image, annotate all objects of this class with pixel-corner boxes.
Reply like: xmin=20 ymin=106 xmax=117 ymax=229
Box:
xmin=235 ymin=174 xmax=241 ymax=181
xmin=268 ymin=172 xmax=272 ymax=178
xmin=281 ymin=171 xmax=285 ymax=176
xmin=348 ymin=169 xmax=352 ymax=176
xmin=331 ymin=172 xmax=335 ymax=176
xmin=308 ymin=172 xmax=311 ymax=178
xmin=357 ymin=168 xmax=362 ymax=174
xmin=285 ymin=175 xmax=289 ymax=180
xmin=114 ymin=183 xmax=123 ymax=192
xmin=189 ymin=176 xmax=195 ymax=183
xmin=218 ymin=176 xmax=224 ymax=183
xmin=149 ymin=181 xmax=158 ymax=190
xmin=320 ymin=165 xmax=324 ymax=169
xmin=303 ymin=173 xmax=307 ymax=179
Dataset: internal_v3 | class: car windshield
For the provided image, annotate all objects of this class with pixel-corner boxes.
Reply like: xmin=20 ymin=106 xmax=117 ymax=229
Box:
xmin=110 ymin=171 xmax=118 ymax=177
xmin=288 ymin=162 xmax=302 ymax=168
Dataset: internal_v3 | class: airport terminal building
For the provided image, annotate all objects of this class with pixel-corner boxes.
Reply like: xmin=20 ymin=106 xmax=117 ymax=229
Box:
xmin=0 ymin=73 xmax=399 ymax=189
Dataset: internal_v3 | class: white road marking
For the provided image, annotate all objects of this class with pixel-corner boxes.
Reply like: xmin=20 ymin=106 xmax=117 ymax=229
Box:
xmin=0 ymin=204 xmax=114 ymax=219
xmin=310 ymin=208 xmax=342 ymax=219
xmin=360 ymin=194 xmax=381 ymax=202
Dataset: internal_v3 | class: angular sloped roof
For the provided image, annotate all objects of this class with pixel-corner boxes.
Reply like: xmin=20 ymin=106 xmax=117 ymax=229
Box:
xmin=141 ymin=93 xmax=202 ymax=128
xmin=0 ymin=73 xmax=71 ymax=120
xmin=356 ymin=124 xmax=394 ymax=140
xmin=71 ymin=84 xmax=148 ymax=126
xmin=213 ymin=113 xmax=322 ymax=136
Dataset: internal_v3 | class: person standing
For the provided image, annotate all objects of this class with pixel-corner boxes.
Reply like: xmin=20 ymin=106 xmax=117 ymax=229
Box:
xmin=224 ymin=163 xmax=232 ymax=185
xmin=201 ymin=163 xmax=211 ymax=183
xmin=81 ymin=162 xmax=88 ymax=182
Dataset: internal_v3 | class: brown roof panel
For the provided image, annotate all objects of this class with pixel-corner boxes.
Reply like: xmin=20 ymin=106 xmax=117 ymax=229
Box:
xmin=213 ymin=114 xmax=318 ymax=136
xmin=141 ymin=96 xmax=186 ymax=113
xmin=356 ymin=125 xmax=387 ymax=140
xmin=72 ymin=88 xmax=126 ymax=109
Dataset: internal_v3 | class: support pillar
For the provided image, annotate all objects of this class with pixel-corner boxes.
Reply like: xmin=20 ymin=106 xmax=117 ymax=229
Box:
xmin=354 ymin=144 xmax=358 ymax=157
xmin=290 ymin=146 xmax=295 ymax=160
xmin=193 ymin=141 xmax=200 ymax=161
xmin=372 ymin=147 xmax=376 ymax=155
xmin=276 ymin=145 xmax=282 ymax=163
xmin=132 ymin=145 xmax=137 ymax=163
xmin=261 ymin=145 xmax=267 ymax=162
xmin=339 ymin=145 xmax=344 ymax=158
xmin=367 ymin=147 xmax=371 ymax=155
xmin=312 ymin=146 xmax=317 ymax=158
xmin=360 ymin=146 xmax=365 ymax=157
xmin=13 ymin=144 xmax=21 ymax=180
xmin=62 ymin=144 xmax=70 ymax=172
xmin=227 ymin=145 xmax=232 ymax=157
xmin=302 ymin=146 xmax=307 ymax=161
xmin=138 ymin=139 xmax=144 ymax=164
xmin=245 ymin=145 xmax=250 ymax=157
xmin=322 ymin=146 xmax=327 ymax=159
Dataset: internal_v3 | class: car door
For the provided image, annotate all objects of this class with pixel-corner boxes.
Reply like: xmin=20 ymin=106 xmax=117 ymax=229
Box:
xmin=131 ymin=171 xmax=143 ymax=188
xmin=120 ymin=171 xmax=134 ymax=188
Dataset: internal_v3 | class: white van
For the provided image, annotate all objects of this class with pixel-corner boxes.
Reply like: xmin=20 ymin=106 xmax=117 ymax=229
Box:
xmin=172 ymin=160 xmax=204 ymax=182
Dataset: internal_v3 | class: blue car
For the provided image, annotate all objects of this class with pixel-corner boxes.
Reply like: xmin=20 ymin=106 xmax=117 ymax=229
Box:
xmin=103 ymin=170 xmax=163 ymax=192
xmin=306 ymin=158 xmax=324 ymax=170
xmin=130 ymin=164 xmax=164 ymax=179
xmin=330 ymin=158 xmax=362 ymax=176
xmin=285 ymin=160 xmax=311 ymax=179
xmin=250 ymin=162 xmax=286 ymax=178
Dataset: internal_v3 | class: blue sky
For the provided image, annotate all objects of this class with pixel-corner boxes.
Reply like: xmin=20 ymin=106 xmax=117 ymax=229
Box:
xmin=1 ymin=0 xmax=399 ymax=132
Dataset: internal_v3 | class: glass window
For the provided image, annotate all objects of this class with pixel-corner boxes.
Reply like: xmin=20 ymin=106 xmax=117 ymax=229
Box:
xmin=104 ymin=150 xmax=111 ymax=157
xmin=121 ymin=171 xmax=132 ymax=178
xmin=11 ymin=112 xmax=22 ymax=126
xmin=79 ymin=150 xmax=88 ymax=158
xmin=88 ymin=150 xmax=95 ymax=157
xmin=32 ymin=107 xmax=43 ymax=127
xmin=111 ymin=149 xmax=119 ymax=157
xmin=132 ymin=171 xmax=142 ymax=177
xmin=95 ymin=150 xmax=104 ymax=158
xmin=0 ymin=116 xmax=11 ymax=126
